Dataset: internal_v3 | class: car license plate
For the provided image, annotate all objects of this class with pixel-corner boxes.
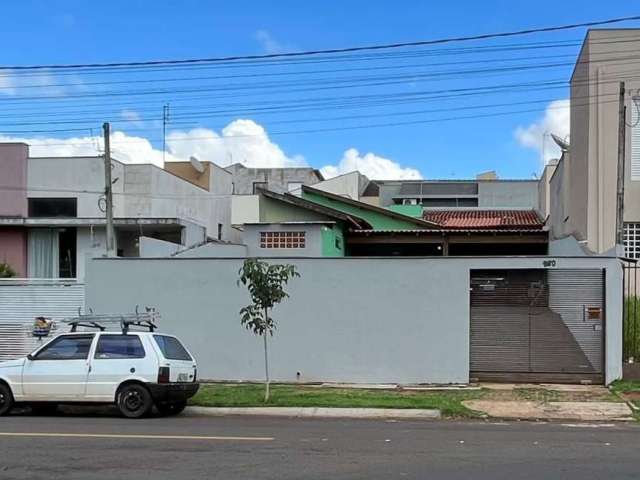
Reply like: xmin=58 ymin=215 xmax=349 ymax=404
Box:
xmin=177 ymin=373 xmax=189 ymax=382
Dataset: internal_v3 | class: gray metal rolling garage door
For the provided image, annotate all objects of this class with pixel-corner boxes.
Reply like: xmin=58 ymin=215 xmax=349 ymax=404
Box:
xmin=470 ymin=269 xmax=604 ymax=383
xmin=0 ymin=279 xmax=85 ymax=360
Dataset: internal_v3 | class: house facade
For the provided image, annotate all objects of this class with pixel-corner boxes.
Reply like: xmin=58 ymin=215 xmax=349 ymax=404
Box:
xmin=546 ymin=30 xmax=640 ymax=257
xmin=0 ymin=143 xmax=232 ymax=279
xmin=369 ymin=177 xmax=539 ymax=211
xmin=226 ymin=162 xmax=323 ymax=194
xmin=227 ymin=184 xmax=548 ymax=258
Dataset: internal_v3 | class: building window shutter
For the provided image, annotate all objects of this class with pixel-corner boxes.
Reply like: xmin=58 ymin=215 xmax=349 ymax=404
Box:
xmin=632 ymin=97 xmax=640 ymax=181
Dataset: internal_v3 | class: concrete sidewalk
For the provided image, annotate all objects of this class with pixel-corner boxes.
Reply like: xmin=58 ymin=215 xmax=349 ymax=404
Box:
xmin=464 ymin=383 xmax=635 ymax=421
xmin=186 ymin=406 xmax=441 ymax=420
xmin=463 ymin=400 xmax=633 ymax=421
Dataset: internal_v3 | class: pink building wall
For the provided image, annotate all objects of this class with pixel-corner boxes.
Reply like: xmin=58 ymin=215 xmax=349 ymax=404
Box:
xmin=0 ymin=229 xmax=27 ymax=276
xmin=0 ymin=143 xmax=28 ymax=276
xmin=0 ymin=143 xmax=28 ymax=216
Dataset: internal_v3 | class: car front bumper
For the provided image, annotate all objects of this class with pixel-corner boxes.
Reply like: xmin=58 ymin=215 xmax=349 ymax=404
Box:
xmin=147 ymin=382 xmax=200 ymax=403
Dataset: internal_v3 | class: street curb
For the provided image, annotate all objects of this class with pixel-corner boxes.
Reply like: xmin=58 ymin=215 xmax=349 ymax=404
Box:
xmin=185 ymin=406 xmax=441 ymax=420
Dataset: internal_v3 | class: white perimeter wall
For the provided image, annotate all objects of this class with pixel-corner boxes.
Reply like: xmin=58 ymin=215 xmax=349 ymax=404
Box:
xmin=85 ymin=256 xmax=622 ymax=384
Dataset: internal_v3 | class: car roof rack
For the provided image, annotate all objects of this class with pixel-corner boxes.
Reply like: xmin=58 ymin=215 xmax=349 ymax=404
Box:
xmin=63 ymin=306 xmax=159 ymax=333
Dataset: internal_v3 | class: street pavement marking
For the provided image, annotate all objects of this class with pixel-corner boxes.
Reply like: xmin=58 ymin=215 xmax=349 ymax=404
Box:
xmin=0 ymin=432 xmax=273 ymax=441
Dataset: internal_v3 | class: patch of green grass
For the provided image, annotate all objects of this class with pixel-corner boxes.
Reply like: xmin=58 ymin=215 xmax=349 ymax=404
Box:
xmin=609 ymin=380 xmax=640 ymax=421
xmin=514 ymin=388 xmax=563 ymax=402
xmin=624 ymin=296 xmax=640 ymax=360
xmin=189 ymin=384 xmax=485 ymax=418
xmin=609 ymin=380 xmax=640 ymax=394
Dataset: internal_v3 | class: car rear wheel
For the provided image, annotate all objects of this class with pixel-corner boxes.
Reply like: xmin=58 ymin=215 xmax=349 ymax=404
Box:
xmin=156 ymin=400 xmax=187 ymax=416
xmin=117 ymin=384 xmax=153 ymax=419
xmin=0 ymin=383 xmax=13 ymax=416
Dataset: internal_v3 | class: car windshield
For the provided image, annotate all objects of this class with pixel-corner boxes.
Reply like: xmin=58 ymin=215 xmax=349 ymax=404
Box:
xmin=33 ymin=335 xmax=94 ymax=360
xmin=153 ymin=335 xmax=192 ymax=361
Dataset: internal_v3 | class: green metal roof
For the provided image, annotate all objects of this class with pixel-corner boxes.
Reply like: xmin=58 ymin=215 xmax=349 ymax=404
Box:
xmin=301 ymin=186 xmax=439 ymax=231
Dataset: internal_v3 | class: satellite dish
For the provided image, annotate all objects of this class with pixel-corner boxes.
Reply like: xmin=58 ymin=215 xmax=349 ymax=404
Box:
xmin=550 ymin=133 xmax=570 ymax=152
xmin=189 ymin=155 xmax=205 ymax=173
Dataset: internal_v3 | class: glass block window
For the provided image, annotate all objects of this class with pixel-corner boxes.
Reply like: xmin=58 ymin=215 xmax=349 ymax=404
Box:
xmin=260 ymin=231 xmax=306 ymax=249
xmin=624 ymin=223 xmax=640 ymax=259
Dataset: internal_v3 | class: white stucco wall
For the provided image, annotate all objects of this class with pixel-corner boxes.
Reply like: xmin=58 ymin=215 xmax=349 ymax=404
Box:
xmin=27 ymin=156 xmax=126 ymax=217
xmin=174 ymin=242 xmax=248 ymax=258
xmin=76 ymin=226 xmax=107 ymax=281
xmin=27 ymin=157 xmax=232 ymax=243
xmin=138 ymin=236 xmax=182 ymax=257
xmin=312 ymin=172 xmax=364 ymax=200
xmin=85 ymin=256 xmax=622 ymax=385
xmin=231 ymin=195 xmax=260 ymax=225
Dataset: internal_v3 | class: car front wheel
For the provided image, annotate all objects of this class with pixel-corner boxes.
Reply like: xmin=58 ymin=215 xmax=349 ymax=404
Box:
xmin=156 ymin=400 xmax=187 ymax=416
xmin=117 ymin=384 xmax=153 ymax=419
xmin=0 ymin=383 xmax=14 ymax=416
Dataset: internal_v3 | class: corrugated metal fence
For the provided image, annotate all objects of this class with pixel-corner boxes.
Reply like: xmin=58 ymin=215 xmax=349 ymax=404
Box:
xmin=0 ymin=279 xmax=85 ymax=360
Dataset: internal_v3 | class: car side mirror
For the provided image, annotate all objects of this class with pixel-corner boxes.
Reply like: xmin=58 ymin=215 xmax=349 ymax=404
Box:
xmin=26 ymin=354 xmax=34 ymax=361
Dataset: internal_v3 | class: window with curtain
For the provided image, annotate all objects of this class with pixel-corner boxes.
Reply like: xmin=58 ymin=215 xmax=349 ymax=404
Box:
xmin=27 ymin=229 xmax=59 ymax=278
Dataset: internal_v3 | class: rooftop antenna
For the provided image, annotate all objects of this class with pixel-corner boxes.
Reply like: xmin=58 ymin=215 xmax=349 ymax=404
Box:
xmin=162 ymin=103 xmax=170 ymax=164
xmin=190 ymin=155 xmax=205 ymax=174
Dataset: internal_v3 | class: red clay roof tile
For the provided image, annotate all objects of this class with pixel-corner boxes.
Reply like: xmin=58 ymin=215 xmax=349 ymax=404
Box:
xmin=422 ymin=210 xmax=543 ymax=230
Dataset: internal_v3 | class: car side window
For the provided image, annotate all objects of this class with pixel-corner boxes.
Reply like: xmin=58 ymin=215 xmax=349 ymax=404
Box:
xmin=34 ymin=335 xmax=94 ymax=361
xmin=95 ymin=335 xmax=145 ymax=359
xmin=153 ymin=335 xmax=193 ymax=361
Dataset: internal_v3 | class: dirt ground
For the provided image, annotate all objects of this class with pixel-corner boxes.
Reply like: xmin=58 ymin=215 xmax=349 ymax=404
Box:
xmin=478 ymin=383 xmax=622 ymax=403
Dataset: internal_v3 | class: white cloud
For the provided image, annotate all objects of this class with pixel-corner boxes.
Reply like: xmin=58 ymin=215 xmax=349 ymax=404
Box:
xmin=120 ymin=109 xmax=142 ymax=123
xmin=321 ymin=148 xmax=423 ymax=180
xmin=255 ymin=30 xmax=292 ymax=54
xmin=0 ymin=119 xmax=304 ymax=169
xmin=0 ymin=69 xmax=80 ymax=97
xmin=167 ymin=120 xmax=305 ymax=168
xmin=0 ymin=131 xmax=181 ymax=167
xmin=0 ymin=118 xmax=422 ymax=180
xmin=515 ymin=99 xmax=570 ymax=165
xmin=0 ymin=70 xmax=16 ymax=95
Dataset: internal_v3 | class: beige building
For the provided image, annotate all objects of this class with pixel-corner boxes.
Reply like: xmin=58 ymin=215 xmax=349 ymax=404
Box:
xmin=549 ymin=30 xmax=640 ymax=257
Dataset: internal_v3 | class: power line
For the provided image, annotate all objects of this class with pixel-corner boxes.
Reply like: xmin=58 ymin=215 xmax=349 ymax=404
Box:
xmin=0 ymin=94 xmax=619 ymax=144
xmin=7 ymin=47 xmax=640 ymax=93
xmin=1 ymin=15 xmax=639 ymax=72
xmin=5 ymin=68 xmax=640 ymax=131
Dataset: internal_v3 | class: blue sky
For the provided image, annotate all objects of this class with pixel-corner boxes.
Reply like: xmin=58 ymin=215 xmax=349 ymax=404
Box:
xmin=1 ymin=1 xmax=639 ymax=180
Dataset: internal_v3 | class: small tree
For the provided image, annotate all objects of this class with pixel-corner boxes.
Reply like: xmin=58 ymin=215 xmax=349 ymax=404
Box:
xmin=238 ymin=258 xmax=299 ymax=402
xmin=0 ymin=262 xmax=16 ymax=278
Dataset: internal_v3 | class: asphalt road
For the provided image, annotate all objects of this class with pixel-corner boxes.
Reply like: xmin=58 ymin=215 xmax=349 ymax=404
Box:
xmin=0 ymin=409 xmax=639 ymax=480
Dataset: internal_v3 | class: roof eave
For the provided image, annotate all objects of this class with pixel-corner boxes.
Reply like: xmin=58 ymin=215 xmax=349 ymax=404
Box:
xmin=301 ymin=185 xmax=440 ymax=228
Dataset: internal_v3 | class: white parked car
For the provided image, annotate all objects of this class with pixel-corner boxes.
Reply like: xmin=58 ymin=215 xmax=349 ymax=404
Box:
xmin=0 ymin=330 xmax=199 ymax=418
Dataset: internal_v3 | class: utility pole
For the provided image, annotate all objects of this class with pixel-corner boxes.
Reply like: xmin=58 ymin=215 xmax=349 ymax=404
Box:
xmin=103 ymin=122 xmax=115 ymax=256
xmin=616 ymin=82 xmax=626 ymax=248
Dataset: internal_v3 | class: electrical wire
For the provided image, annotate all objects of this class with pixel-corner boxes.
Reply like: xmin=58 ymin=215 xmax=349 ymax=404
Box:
xmin=2 ymin=15 xmax=639 ymax=71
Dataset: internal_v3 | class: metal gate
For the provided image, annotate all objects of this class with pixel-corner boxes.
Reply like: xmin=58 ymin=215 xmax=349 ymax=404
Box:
xmin=622 ymin=262 xmax=640 ymax=363
xmin=470 ymin=269 xmax=604 ymax=383
xmin=0 ymin=279 xmax=85 ymax=360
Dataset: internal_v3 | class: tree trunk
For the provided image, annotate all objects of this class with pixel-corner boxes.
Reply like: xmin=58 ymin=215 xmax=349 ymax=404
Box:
xmin=263 ymin=308 xmax=270 ymax=402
